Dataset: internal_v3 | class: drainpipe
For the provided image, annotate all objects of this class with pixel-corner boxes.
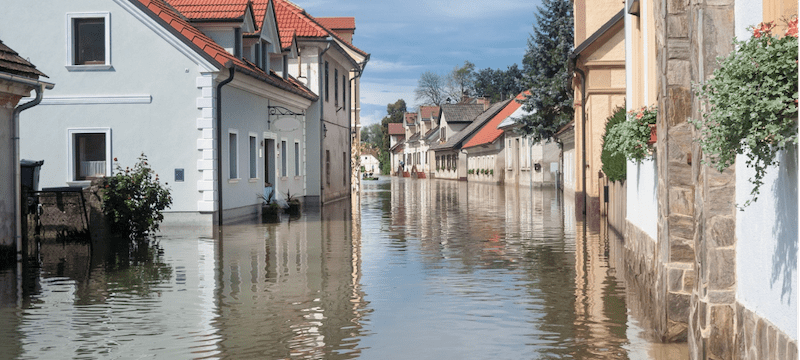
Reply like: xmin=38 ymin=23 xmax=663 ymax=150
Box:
xmin=349 ymin=55 xmax=369 ymax=193
xmin=6 ymin=74 xmax=53 ymax=261
xmin=573 ymin=63 xmax=587 ymax=234
xmin=318 ymin=43 xmax=331 ymax=204
xmin=216 ymin=64 xmax=235 ymax=229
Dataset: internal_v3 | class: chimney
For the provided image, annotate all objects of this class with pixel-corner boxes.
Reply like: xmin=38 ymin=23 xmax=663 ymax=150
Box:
xmin=476 ymin=97 xmax=490 ymax=111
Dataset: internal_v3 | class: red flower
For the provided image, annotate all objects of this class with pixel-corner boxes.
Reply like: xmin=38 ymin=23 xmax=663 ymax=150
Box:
xmin=787 ymin=16 xmax=798 ymax=37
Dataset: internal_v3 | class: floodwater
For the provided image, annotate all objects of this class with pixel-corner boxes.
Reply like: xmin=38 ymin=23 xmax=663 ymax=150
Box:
xmin=0 ymin=177 xmax=688 ymax=359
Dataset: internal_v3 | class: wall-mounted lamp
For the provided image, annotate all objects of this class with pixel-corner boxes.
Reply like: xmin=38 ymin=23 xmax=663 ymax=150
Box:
xmin=323 ymin=124 xmax=328 ymax=138
xmin=534 ymin=163 xmax=541 ymax=171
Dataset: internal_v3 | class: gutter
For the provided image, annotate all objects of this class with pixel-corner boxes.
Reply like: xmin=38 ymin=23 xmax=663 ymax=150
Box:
xmin=5 ymin=73 xmax=54 ymax=261
xmin=348 ymin=54 xmax=369 ymax=192
xmin=216 ymin=64 xmax=235 ymax=229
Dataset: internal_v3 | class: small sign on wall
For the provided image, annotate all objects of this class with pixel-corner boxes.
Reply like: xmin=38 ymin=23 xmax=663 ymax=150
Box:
xmin=175 ymin=168 xmax=184 ymax=182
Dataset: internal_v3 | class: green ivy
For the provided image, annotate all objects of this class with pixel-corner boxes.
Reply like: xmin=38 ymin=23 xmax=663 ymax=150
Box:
xmin=103 ymin=153 xmax=173 ymax=238
xmin=692 ymin=21 xmax=798 ymax=207
xmin=603 ymin=105 xmax=657 ymax=164
xmin=601 ymin=106 xmax=628 ymax=182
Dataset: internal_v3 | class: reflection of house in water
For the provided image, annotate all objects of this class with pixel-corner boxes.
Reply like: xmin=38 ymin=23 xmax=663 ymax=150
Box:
xmin=214 ymin=201 xmax=365 ymax=358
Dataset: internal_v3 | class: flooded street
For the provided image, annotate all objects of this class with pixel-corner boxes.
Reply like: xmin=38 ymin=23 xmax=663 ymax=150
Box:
xmin=0 ymin=177 xmax=687 ymax=359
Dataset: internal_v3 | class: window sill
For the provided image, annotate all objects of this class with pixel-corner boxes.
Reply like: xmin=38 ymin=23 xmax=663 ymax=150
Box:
xmin=66 ymin=181 xmax=92 ymax=188
xmin=228 ymin=179 xmax=240 ymax=184
xmin=66 ymin=64 xmax=113 ymax=71
xmin=281 ymin=176 xmax=289 ymax=181
xmin=249 ymin=178 xmax=259 ymax=183
xmin=294 ymin=176 xmax=302 ymax=180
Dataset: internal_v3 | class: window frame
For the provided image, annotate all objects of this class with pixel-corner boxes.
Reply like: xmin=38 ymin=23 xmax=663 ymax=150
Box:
xmin=334 ymin=68 xmax=339 ymax=107
xmin=66 ymin=12 xmax=111 ymax=71
xmin=67 ymin=127 xmax=112 ymax=186
xmin=294 ymin=140 xmax=301 ymax=177
xmin=281 ymin=139 xmax=288 ymax=178
xmin=325 ymin=61 xmax=329 ymax=103
xmin=249 ymin=134 xmax=258 ymax=180
xmin=229 ymin=130 xmax=239 ymax=181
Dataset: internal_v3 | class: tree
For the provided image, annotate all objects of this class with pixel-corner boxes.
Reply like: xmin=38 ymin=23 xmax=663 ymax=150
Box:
xmin=414 ymin=72 xmax=446 ymax=106
xmin=360 ymin=123 xmax=382 ymax=148
xmin=445 ymin=61 xmax=476 ymax=101
xmin=473 ymin=64 xmax=525 ymax=102
xmin=518 ymin=0 xmax=574 ymax=144
xmin=378 ymin=99 xmax=407 ymax=173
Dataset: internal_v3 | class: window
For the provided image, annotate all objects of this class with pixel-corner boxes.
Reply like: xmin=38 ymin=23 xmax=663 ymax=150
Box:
xmin=234 ymin=27 xmax=242 ymax=58
xmin=66 ymin=12 xmax=110 ymax=69
xmin=294 ymin=141 xmax=300 ymax=176
xmin=343 ymin=152 xmax=347 ymax=185
xmin=281 ymin=140 xmax=287 ymax=177
xmin=69 ymin=129 xmax=111 ymax=182
xmin=229 ymin=132 xmax=238 ymax=179
xmin=342 ymin=75 xmax=347 ymax=110
xmin=334 ymin=68 xmax=339 ymax=106
xmin=326 ymin=150 xmax=331 ymax=185
xmin=249 ymin=135 xmax=257 ymax=179
xmin=325 ymin=61 xmax=329 ymax=102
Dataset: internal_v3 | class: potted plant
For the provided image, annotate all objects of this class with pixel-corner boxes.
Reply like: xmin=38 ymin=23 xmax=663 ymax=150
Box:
xmin=259 ymin=188 xmax=281 ymax=222
xmin=604 ymin=104 xmax=658 ymax=163
xmin=285 ymin=191 xmax=301 ymax=216
xmin=693 ymin=19 xmax=798 ymax=207
xmin=490 ymin=169 xmax=494 ymax=175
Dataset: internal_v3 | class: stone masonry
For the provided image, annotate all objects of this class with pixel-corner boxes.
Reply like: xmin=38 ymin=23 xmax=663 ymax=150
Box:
xmin=658 ymin=0 xmax=798 ymax=358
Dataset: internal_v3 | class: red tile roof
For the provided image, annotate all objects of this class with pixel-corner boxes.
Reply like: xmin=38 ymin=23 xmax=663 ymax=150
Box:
xmin=388 ymin=123 xmax=404 ymax=135
xmin=246 ymin=0 xmax=294 ymax=49
xmin=132 ymin=0 xmax=316 ymax=100
xmin=419 ymin=105 xmax=439 ymax=120
xmin=164 ymin=0 xmax=252 ymax=21
xmin=405 ymin=112 xmax=418 ymax=124
xmin=462 ymin=93 xmax=528 ymax=149
xmin=315 ymin=17 xmax=355 ymax=30
xmin=272 ymin=0 xmax=367 ymax=56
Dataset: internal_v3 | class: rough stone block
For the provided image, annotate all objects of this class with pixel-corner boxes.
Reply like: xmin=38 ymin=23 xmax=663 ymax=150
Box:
xmin=668 ymin=216 xmax=695 ymax=247
xmin=707 ymin=290 xmax=734 ymax=304
xmin=779 ymin=333 xmax=788 ymax=360
xmin=669 ymin=268 xmax=684 ymax=292
xmin=707 ymin=185 xmax=736 ymax=215
xmin=708 ymin=248 xmax=736 ymax=289
xmin=708 ymin=215 xmax=736 ymax=248
xmin=768 ymin=325 xmax=777 ymax=360
xmin=709 ymin=305 xmax=734 ymax=359
xmin=790 ymin=341 xmax=798 ymax=360
xmin=683 ymin=270 xmax=695 ymax=292
xmin=667 ymin=60 xmax=691 ymax=88
xmin=667 ymin=0 xmax=687 ymax=14
xmin=668 ymin=38 xmax=690 ymax=60
xmin=667 ymin=15 xmax=689 ymax=38
xmin=669 ymin=187 xmax=694 ymax=217
xmin=702 ymin=8 xmax=736 ymax=79
xmin=699 ymin=300 xmax=707 ymax=330
xmin=758 ymin=319 xmax=768 ymax=359
xmin=668 ymin=292 xmax=691 ymax=322
xmin=668 ymin=162 xmax=694 ymax=187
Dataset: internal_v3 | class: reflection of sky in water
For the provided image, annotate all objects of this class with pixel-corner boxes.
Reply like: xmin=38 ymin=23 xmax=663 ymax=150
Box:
xmin=0 ymin=177 xmax=687 ymax=359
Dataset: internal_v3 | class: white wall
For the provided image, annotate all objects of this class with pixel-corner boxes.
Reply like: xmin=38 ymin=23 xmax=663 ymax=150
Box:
xmin=4 ymin=0 xmax=208 ymax=215
xmin=735 ymin=150 xmax=798 ymax=341
xmin=733 ymin=0 xmax=795 ymax=341
xmin=626 ymin=159 xmax=658 ymax=239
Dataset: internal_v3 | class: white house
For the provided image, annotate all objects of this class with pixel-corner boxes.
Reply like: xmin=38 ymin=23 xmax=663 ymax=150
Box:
xmin=430 ymin=100 xmax=499 ymax=181
xmin=360 ymin=153 xmax=379 ymax=175
xmin=1 ymin=0 xmax=318 ymax=232
xmin=280 ymin=0 xmax=369 ymax=205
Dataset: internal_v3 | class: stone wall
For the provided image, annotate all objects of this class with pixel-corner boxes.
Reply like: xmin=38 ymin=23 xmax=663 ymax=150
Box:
xmin=735 ymin=302 xmax=798 ymax=359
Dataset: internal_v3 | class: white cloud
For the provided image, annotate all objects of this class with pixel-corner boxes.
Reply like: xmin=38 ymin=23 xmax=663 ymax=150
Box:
xmin=432 ymin=0 xmax=540 ymax=19
xmin=366 ymin=59 xmax=423 ymax=73
xmin=360 ymin=81 xmax=416 ymax=109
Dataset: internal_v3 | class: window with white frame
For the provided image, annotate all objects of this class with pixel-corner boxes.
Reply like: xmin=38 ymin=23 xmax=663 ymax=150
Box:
xmin=294 ymin=141 xmax=300 ymax=176
xmin=68 ymin=128 xmax=111 ymax=182
xmin=281 ymin=140 xmax=287 ymax=177
xmin=229 ymin=131 xmax=238 ymax=179
xmin=249 ymin=135 xmax=257 ymax=179
xmin=66 ymin=12 xmax=111 ymax=69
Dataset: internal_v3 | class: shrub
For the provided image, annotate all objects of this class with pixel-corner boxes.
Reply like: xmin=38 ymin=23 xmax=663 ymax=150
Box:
xmin=693 ymin=19 xmax=798 ymax=207
xmin=103 ymin=153 xmax=173 ymax=238
xmin=601 ymin=106 xmax=628 ymax=182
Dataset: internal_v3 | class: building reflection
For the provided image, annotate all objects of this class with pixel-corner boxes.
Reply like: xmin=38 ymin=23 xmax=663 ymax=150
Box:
xmin=213 ymin=200 xmax=366 ymax=359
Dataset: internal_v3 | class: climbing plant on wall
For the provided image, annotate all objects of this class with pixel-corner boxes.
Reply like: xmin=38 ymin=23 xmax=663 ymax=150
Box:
xmin=601 ymin=106 xmax=628 ymax=182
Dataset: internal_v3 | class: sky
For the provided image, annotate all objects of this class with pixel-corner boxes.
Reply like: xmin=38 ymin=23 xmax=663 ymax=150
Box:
xmin=298 ymin=0 xmax=545 ymax=126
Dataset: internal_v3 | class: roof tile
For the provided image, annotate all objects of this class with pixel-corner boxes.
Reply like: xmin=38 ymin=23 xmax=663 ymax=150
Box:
xmin=462 ymin=93 xmax=529 ymax=149
xmin=0 ymin=39 xmax=46 ymax=78
xmin=315 ymin=17 xmax=355 ymax=30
